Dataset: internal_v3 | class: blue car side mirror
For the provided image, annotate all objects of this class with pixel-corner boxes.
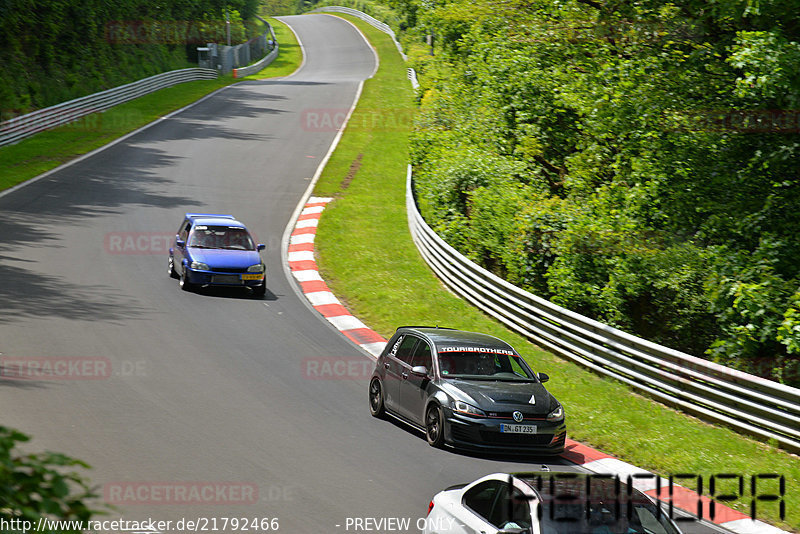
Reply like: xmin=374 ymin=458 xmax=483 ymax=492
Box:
xmin=257 ymin=244 xmax=266 ymax=251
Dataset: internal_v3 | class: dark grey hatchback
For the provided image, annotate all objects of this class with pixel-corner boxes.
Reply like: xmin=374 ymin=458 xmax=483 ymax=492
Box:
xmin=369 ymin=327 xmax=566 ymax=455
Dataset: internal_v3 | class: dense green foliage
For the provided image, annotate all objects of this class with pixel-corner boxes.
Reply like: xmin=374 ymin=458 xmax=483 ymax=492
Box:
xmin=0 ymin=0 xmax=260 ymax=116
xmin=0 ymin=426 xmax=99 ymax=532
xmin=364 ymin=0 xmax=800 ymax=384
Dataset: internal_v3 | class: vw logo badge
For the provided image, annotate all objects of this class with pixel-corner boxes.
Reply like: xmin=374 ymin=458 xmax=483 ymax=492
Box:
xmin=512 ymin=411 xmax=524 ymax=422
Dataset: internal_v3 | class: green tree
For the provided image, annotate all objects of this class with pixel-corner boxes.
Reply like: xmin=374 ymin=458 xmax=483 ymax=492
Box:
xmin=1 ymin=426 xmax=100 ymax=533
xmin=406 ymin=0 xmax=800 ymax=384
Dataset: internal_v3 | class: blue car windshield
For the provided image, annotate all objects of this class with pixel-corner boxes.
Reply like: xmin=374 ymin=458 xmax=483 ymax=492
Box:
xmin=188 ymin=226 xmax=255 ymax=250
xmin=437 ymin=349 xmax=536 ymax=381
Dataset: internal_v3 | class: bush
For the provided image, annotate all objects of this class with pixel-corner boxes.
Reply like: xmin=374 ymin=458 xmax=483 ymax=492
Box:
xmin=0 ymin=426 xmax=100 ymax=532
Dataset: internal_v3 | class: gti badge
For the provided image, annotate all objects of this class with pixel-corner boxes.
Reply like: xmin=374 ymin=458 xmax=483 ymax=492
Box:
xmin=512 ymin=411 xmax=524 ymax=422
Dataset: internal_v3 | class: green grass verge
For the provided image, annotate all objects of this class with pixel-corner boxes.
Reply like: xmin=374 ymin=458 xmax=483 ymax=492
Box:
xmin=313 ymin=15 xmax=800 ymax=532
xmin=0 ymin=18 xmax=301 ymax=192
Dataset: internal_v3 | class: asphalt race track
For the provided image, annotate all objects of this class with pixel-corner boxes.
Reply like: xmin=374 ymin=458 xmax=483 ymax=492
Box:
xmin=0 ymin=14 xmax=723 ymax=534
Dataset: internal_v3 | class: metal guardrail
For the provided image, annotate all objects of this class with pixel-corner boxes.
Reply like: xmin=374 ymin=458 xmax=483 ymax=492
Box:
xmin=406 ymin=165 xmax=800 ymax=453
xmin=309 ymin=6 xmax=407 ymax=60
xmin=0 ymin=68 xmax=218 ymax=148
xmin=233 ymin=46 xmax=279 ymax=78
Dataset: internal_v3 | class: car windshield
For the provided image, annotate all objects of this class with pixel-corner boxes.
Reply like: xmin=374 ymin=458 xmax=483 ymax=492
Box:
xmin=437 ymin=348 xmax=536 ymax=381
xmin=518 ymin=475 xmax=682 ymax=534
xmin=536 ymin=499 xmax=680 ymax=534
xmin=188 ymin=226 xmax=255 ymax=250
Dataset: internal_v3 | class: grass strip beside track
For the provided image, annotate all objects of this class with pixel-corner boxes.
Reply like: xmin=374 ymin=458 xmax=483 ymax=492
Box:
xmin=312 ymin=15 xmax=800 ymax=532
xmin=0 ymin=18 xmax=300 ymax=193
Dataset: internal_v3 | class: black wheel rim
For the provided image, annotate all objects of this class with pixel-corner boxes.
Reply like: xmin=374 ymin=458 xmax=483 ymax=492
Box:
xmin=426 ymin=407 xmax=440 ymax=442
xmin=369 ymin=380 xmax=381 ymax=411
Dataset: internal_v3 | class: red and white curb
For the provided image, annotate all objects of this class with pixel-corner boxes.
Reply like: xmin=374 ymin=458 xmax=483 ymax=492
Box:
xmin=287 ymin=197 xmax=387 ymax=358
xmin=287 ymin=198 xmax=788 ymax=534
xmin=563 ymin=440 xmax=787 ymax=534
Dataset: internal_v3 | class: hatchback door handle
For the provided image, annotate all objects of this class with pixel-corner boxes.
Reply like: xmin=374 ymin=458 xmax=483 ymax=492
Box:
xmin=384 ymin=362 xmax=390 ymax=369
xmin=402 ymin=372 xmax=409 ymax=379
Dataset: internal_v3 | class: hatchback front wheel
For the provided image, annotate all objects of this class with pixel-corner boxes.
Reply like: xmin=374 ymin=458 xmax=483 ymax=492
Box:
xmin=425 ymin=404 xmax=445 ymax=448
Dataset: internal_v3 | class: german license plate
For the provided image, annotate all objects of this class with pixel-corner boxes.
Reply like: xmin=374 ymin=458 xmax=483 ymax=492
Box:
xmin=241 ymin=274 xmax=262 ymax=281
xmin=212 ymin=274 xmax=241 ymax=284
xmin=500 ymin=424 xmax=537 ymax=434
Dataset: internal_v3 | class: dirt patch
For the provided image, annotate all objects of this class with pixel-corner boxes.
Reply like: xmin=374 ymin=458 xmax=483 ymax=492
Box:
xmin=340 ymin=153 xmax=363 ymax=191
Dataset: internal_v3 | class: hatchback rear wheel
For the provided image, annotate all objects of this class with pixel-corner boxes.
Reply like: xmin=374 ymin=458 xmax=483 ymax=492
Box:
xmin=168 ymin=256 xmax=178 ymax=279
xmin=369 ymin=378 xmax=385 ymax=418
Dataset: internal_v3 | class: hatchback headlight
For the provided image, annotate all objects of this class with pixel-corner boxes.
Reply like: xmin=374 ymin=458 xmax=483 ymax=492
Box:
xmin=190 ymin=261 xmax=209 ymax=271
xmin=546 ymin=404 xmax=564 ymax=422
xmin=247 ymin=263 xmax=265 ymax=273
xmin=453 ymin=400 xmax=486 ymax=418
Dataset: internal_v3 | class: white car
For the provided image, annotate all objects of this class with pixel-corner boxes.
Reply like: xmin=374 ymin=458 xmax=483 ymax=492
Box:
xmin=423 ymin=472 xmax=682 ymax=534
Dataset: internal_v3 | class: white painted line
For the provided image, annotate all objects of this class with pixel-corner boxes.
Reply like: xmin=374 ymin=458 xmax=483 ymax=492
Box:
xmin=278 ymin=16 xmax=372 ymax=362
xmin=295 ymin=218 xmax=320 ymax=229
xmin=275 ymin=16 xmax=306 ymax=79
xmin=321 ymin=14 xmax=380 ymax=79
xmin=308 ymin=196 xmax=333 ymax=203
xmin=287 ymin=250 xmax=315 ymax=263
xmin=292 ymin=269 xmax=323 ymax=282
xmin=327 ymin=315 xmax=367 ymax=331
xmin=290 ymin=233 xmax=316 ymax=245
xmin=306 ymin=291 xmax=340 ymax=306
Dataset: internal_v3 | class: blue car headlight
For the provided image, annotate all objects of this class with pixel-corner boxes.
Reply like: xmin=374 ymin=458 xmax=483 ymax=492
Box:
xmin=453 ymin=400 xmax=486 ymax=418
xmin=546 ymin=404 xmax=564 ymax=422
xmin=190 ymin=261 xmax=210 ymax=271
xmin=247 ymin=263 xmax=265 ymax=273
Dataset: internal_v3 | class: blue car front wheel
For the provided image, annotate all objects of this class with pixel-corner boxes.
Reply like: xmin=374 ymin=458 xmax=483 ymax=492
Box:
xmin=179 ymin=267 xmax=194 ymax=292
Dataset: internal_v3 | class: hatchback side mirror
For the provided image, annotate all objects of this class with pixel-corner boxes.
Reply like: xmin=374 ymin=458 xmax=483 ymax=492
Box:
xmin=257 ymin=243 xmax=266 ymax=251
xmin=537 ymin=372 xmax=549 ymax=383
xmin=410 ymin=366 xmax=429 ymax=377
xmin=176 ymin=239 xmax=186 ymax=248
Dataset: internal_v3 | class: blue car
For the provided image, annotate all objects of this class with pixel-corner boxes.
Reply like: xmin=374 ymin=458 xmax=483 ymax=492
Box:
xmin=168 ymin=213 xmax=266 ymax=297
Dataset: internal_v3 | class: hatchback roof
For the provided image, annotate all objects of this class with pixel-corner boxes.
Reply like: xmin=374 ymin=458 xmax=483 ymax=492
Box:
xmin=185 ymin=213 xmax=235 ymax=220
xmin=399 ymin=327 xmax=513 ymax=350
xmin=185 ymin=213 xmax=246 ymax=227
